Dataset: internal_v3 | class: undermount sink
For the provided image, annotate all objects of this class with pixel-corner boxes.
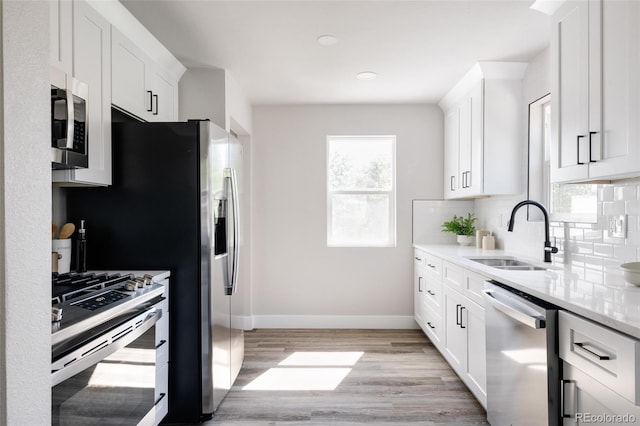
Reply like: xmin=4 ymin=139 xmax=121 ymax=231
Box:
xmin=467 ymin=257 xmax=547 ymax=271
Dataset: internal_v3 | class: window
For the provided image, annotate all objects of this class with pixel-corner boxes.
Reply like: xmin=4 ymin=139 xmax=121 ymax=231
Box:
xmin=327 ymin=135 xmax=396 ymax=247
xmin=528 ymin=95 xmax=597 ymax=223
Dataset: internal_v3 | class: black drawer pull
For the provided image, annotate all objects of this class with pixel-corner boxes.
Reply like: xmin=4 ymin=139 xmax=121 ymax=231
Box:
xmin=573 ymin=342 xmax=610 ymax=360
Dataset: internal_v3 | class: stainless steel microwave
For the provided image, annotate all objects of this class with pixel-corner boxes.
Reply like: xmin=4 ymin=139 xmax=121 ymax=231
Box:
xmin=51 ymin=67 xmax=88 ymax=169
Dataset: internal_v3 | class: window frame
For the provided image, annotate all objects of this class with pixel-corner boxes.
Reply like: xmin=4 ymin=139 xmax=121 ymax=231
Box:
xmin=326 ymin=135 xmax=397 ymax=248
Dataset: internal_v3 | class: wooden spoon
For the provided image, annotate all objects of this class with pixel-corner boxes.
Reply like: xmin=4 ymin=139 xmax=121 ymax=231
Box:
xmin=52 ymin=222 xmax=58 ymax=239
xmin=58 ymin=223 xmax=76 ymax=239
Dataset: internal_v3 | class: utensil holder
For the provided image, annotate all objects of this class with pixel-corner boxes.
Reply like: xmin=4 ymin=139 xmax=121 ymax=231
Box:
xmin=52 ymin=239 xmax=72 ymax=274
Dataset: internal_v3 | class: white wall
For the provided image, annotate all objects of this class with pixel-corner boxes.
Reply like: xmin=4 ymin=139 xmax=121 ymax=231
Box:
xmin=179 ymin=68 xmax=226 ymax=128
xmin=252 ymin=104 xmax=442 ymax=328
xmin=0 ymin=1 xmax=51 ymax=423
xmin=179 ymin=68 xmax=253 ymax=136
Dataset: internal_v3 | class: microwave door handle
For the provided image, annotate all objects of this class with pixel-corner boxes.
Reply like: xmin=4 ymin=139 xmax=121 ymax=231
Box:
xmin=65 ymin=86 xmax=75 ymax=150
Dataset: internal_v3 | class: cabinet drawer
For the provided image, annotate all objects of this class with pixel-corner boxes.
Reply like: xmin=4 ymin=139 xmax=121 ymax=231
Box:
xmin=465 ymin=270 xmax=487 ymax=306
xmin=414 ymin=250 xmax=442 ymax=274
xmin=559 ymin=311 xmax=640 ymax=404
xmin=424 ymin=274 xmax=442 ymax=309
xmin=414 ymin=249 xmax=426 ymax=267
xmin=423 ymin=253 xmax=442 ymax=276
xmin=423 ymin=303 xmax=442 ymax=346
xmin=442 ymin=261 xmax=464 ymax=290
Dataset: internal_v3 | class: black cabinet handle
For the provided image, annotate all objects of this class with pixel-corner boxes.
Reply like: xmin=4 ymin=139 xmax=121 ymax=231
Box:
xmin=427 ymin=289 xmax=436 ymax=296
xmin=418 ymin=276 xmax=423 ymax=293
xmin=415 ymin=256 xmax=422 ymax=261
xmin=589 ymin=131 xmax=598 ymax=163
xmin=147 ymin=90 xmax=153 ymax=112
xmin=460 ymin=306 xmax=466 ymax=329
xmin=155 ymin=339 xmax=167 ymax=349
xmin=577 ymin=135 xmax=586 ymax=165
xmin=573 ymin=342 xmax=610 ymax=360
xmin=155 ymin=392 xmax=166 ymax=406
xmin=455 ymin=304 xmax=462 ymax=325
xmin=153 ymin=94 xmax=159 ymax=115
xmin=450 ymin=175 xmax=455 ymax=191
xmin=427 ymin=322 xmax=435 ymax=329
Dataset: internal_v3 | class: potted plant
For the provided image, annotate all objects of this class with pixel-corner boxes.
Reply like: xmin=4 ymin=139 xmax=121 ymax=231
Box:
xmin=442 ymin=213 xmax=477 ymax=246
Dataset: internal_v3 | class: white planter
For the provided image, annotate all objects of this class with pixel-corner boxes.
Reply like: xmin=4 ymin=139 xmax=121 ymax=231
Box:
xmin=457 ymin=235 xmax=475 ymax=246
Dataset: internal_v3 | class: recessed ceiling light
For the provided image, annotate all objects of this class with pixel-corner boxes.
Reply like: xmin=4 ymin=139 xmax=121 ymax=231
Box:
xmin=356 ymin=71 xmax=377 ymax=81
xmin=317 ymin=35 xmax=338 ymax=46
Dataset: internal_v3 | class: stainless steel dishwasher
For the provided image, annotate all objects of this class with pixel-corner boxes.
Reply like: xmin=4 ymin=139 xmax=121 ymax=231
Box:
xmin=483 ymin=280 xmax=560 ymax=426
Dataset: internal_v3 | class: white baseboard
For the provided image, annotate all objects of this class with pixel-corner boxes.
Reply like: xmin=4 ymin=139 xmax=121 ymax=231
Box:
xmin=248 ymin=315 xmax=418 ymax=330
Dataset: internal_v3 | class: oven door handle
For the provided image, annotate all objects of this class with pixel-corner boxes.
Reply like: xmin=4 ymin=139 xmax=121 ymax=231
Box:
xmin=51 ymin=309 xmax=160 ymax=387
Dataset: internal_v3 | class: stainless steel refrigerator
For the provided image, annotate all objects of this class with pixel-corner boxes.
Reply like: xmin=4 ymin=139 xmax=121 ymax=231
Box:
xmin=67 ymin=115 xmax=244 ymax=423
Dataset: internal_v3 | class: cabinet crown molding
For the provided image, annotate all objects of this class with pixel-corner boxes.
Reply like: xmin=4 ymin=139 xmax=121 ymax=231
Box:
xmin=438 ymin=62 xmax=528 ymax=112
xmin=86 ymin=0 xmax=186 ymax=82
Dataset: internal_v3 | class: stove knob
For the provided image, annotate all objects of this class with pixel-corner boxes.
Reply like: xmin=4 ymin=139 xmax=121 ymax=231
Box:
xmin=124 ymin=280 xmax=138 ymax=291
xmin=51 ymin=307 xmax=63 ymax=322
xmin=135 ymin=278 xmax=145 ymax=288
xmin=143 ymin=274 xmax=154 ymax=286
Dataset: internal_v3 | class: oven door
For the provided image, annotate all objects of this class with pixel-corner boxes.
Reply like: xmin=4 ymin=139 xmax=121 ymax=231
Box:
xmin=52 ymin=303 xmax=161 ymax=426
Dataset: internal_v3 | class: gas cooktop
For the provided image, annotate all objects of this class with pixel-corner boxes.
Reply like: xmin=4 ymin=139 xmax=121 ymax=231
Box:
xmin=51 ymin=271 xmax=165 ymax=346
xmin=52 ymin=272 xmax=132 ymax=305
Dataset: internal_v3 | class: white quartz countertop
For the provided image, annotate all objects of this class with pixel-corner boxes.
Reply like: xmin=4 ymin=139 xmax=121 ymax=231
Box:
xmin=414 ymin=244 xmax=640 ymax=340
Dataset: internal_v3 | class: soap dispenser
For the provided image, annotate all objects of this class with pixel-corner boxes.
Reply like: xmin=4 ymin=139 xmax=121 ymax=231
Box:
xmin=76 ymin=220 xmax=87 ymax=272
xmin=482 ymin=232 xmax=495 ymax=250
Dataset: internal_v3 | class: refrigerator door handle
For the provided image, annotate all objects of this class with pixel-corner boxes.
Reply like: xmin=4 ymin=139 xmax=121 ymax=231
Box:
xmin=224 ymin=167 xmax=240 ymax=296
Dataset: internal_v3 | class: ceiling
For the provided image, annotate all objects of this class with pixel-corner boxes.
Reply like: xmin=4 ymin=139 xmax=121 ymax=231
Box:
xmin=121 ymin=0 xmax=551 ymax=105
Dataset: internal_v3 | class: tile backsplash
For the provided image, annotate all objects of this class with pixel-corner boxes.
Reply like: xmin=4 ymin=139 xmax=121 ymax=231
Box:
xmin=475 ymin=178 xmax=640 ymax=283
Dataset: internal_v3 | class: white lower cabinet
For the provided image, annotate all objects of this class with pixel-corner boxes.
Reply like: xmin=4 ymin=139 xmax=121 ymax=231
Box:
xmin=414 ymin=249 xmax=444 ymax=350
xmin=413 ymin=262 xmax=426 ymax=329
xmin=562 ymin=364 xmax=640 ymax=426
xmin=559 ymin=311 xmax=640 ymax=424
xmin=443 ymin=283 xmax=486 ymax=407
xmin=413 ymin=250 xmax=486 ymax=408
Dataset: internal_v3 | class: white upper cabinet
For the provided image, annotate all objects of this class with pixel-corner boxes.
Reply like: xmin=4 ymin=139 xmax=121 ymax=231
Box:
xmin=51 ymin=0 xmax=186 ymax=186
xmin=443 ymin=107 xmax=459 ymax=198
xmin=52 ymin=0 xmax=112 ymax=186
xmin=111 ymin=28 xmax=148 ymax=120
xmin=551 ymin=0 xmax=640 ymax=183
xmin=439 ymin=62 xmax=526 ymax=200
xmin=50 ymin=0 xmax=73 ymax=75
xmin=111 ymin=28 xmax=182 ymax=122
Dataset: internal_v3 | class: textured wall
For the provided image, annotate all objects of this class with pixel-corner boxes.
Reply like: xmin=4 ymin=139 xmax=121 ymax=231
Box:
xmin=0 ymin=1 xmax=51 ymax=423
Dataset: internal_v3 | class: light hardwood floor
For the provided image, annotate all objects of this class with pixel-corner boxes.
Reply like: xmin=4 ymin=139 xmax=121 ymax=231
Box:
xmin=205 ymin=329 xmax=489 ymax=425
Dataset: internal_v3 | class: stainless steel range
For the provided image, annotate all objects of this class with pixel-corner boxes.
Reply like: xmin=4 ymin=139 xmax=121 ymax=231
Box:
xmin=51 ymin=271 xmax=169 ymax=425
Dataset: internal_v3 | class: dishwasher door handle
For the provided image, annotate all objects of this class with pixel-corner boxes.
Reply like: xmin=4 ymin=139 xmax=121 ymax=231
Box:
xmin=482 ymin=289 xmax=545 ymax=329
